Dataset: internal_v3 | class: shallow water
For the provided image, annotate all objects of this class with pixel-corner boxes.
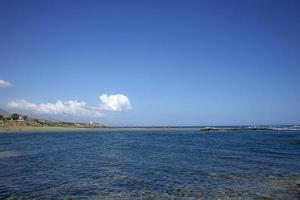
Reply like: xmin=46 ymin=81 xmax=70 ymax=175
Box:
xmin=0 ymin=151 xmax=20 ymax=159
xmin=0 ymin=130 xmax=299 ymax=199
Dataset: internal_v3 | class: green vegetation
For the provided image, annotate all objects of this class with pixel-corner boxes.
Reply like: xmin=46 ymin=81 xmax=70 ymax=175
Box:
xmin=11 ymin=113 xmax=19 ymax=120
xmin=0 ymin=115 xmax=3 ymax=121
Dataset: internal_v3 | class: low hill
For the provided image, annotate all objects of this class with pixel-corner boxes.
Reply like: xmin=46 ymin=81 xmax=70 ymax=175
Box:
xmin=0 ymin=109 xmax=10 ymax=116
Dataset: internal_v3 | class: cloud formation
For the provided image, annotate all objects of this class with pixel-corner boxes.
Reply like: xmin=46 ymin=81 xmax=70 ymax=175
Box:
xmin=0 ymin=80 xmax=13 ymax=88
xmin=7 ymin=94 xmax=131 ymax=117
xmin=7 ymin=100 xmax=103 ymax=116
xmin=99 ymin=94 xmax=131 ymax=111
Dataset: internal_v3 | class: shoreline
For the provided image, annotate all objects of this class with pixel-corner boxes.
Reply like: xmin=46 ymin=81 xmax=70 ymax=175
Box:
xmin=0 ymin=126 xmax=204 ymax=133
xmin=1 ymin=126 xmax=298 ymax=133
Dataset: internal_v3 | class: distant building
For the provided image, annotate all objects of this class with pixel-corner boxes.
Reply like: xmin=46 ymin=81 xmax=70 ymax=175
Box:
xmin=17 ymin=115 xmax=25 ymax=122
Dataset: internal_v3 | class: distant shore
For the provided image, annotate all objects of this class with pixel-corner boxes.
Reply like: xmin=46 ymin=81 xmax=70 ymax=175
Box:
xmin=0 ymin=126 xmax=203 ymax=132
xmin=1 ymin=112 xmax=298 ymax=133
xmin=1 ymin=126 xmax=296 ymax=133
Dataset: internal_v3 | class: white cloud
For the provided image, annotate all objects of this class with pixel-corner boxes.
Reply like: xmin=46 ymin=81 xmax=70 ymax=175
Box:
xmin=7 ymin=94 xmax=131 ymax=117
xmin=7 ymin=99 xmax=103 ymax=117
xmin=99 ymin=94 xmax=131 ymax=111
xmin=0 ymin=80 xmax=13 ymax=88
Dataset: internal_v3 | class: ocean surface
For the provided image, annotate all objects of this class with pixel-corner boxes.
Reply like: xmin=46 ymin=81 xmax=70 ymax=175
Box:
xmin=0 ymin=130 xmax=299 ymax=199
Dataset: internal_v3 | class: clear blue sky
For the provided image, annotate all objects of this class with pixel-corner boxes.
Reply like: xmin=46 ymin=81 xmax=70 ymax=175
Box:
xmin=1 ymin=0 xmax=299 ymax=126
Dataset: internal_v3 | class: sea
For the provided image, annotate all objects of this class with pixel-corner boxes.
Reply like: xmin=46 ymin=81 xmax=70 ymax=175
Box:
xmin=0 ymin=128 xmax=299 ymax=199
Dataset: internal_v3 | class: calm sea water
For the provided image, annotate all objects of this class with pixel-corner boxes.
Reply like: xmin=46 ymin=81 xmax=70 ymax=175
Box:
xmin=0 ymin=130 xmax=299 ymax=199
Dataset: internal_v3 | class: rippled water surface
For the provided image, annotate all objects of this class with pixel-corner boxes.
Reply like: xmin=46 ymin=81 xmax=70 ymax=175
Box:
xmin=0 ymin=130 xmax=299 ymax=199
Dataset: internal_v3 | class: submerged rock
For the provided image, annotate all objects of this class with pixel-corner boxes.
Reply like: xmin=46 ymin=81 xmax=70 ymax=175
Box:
xmin=0 ymin=151 xmax=20 ymax=159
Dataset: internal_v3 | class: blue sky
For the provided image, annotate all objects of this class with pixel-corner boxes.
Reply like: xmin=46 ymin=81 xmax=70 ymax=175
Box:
xmin=1 ymin=0 xmax=299 ymax=126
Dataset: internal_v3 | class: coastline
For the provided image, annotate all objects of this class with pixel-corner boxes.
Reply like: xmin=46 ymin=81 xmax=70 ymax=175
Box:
xmin=0 ymin=126 xmax=204 ymax=133
xmin=1 ymin=126 xmax=297 ymax=133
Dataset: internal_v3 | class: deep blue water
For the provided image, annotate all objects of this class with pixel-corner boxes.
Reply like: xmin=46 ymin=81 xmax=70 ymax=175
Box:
xmin=0 ymin=130 xmax=299 ymax=199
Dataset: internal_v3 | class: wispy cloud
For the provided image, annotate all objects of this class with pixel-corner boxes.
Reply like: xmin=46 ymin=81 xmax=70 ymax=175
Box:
xmin=0 ymin=80 xmax=13 ymax=88
xmin=7 ymin=94 xmax=131 ymax=117
xmin=7 ymin=100 xmax=102 ymax=117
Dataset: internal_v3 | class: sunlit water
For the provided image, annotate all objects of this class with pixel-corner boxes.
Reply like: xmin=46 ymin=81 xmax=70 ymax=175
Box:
xmin=0 ymin=130 xmax=299 ymax=199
